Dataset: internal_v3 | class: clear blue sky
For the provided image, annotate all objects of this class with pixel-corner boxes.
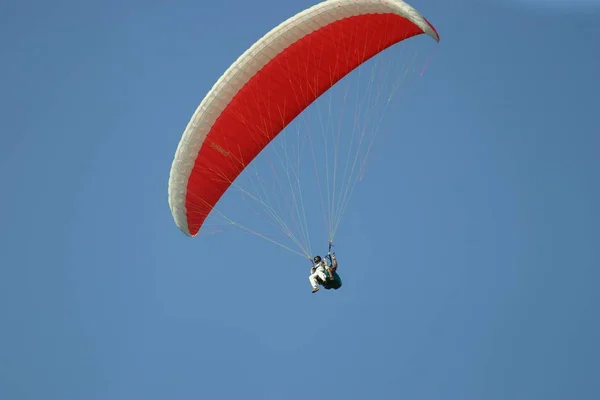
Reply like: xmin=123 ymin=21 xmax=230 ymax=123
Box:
xmin=1 ymin=0 xmax=599 ymax=399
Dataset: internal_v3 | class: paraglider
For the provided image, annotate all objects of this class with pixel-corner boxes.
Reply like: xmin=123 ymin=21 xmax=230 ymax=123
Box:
xmin=309 ymin=250 xmax=341 ymax=293
xmin=167 ymin=0 xmax=439 ymax=290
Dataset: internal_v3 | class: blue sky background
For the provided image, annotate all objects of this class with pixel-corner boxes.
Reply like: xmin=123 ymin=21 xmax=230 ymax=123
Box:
xmin=1 ymin=0 xmax=599 ymax=399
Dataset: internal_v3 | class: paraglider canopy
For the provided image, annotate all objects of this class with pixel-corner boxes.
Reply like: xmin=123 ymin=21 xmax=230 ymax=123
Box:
xmin=168 ymin=0 xmax=439 ymax=238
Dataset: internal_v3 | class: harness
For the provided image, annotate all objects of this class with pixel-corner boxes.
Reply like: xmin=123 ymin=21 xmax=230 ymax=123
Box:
xmin=313 ymin=261 xmax=328 ymax=278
